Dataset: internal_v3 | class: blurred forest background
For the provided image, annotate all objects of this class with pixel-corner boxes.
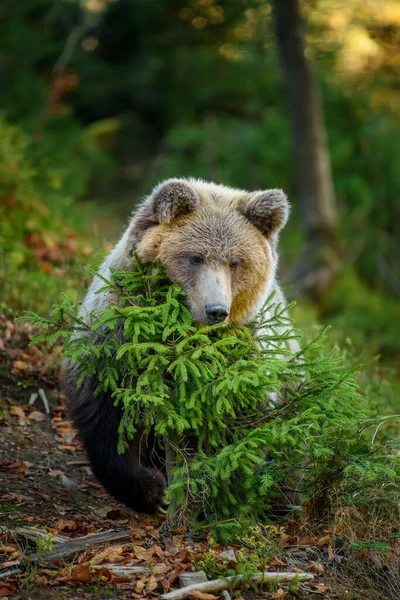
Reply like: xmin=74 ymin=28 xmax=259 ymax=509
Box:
xmin=1 ymin=0 xmax=399 ymax=414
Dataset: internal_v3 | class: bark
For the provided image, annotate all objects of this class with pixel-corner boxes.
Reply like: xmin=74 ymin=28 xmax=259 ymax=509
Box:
xmin=25 ymin=529 xmax=132 ymax=563
xmin=272 ymin=0 xmax=339 ymax=300
xmin=164 ymin=437 xmax=180 ymax=529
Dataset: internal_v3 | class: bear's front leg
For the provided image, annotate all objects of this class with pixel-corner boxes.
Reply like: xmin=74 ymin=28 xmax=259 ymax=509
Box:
xmin=63 ymin=361 xmax=168 ymax=515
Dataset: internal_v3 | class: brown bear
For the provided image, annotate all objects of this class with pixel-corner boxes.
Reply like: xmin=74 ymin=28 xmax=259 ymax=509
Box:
xmin=63 ymin=178 xmax=292 ymax=514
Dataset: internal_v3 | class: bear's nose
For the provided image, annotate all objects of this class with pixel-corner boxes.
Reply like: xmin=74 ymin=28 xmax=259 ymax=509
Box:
xmin=205 ymin=304 xmax=229 ymax=324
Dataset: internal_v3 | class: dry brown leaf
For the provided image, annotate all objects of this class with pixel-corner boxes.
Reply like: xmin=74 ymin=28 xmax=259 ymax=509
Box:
xmin=189 ymin=591 xmax=220 ymax=600
xmin=90 ymin=545 xmax=124 ymax=565
xmin=172 ymin=535 xmax=184 ymax=547
xmin=171 ymin=527 xmax=187 ymax=535
xmin=313 ymin=584 xmax=329 ymax=592
xmin=136 ymin=580 xmax=145 ymax=593
xmin=55 ymin=519 xmax=76 ymax=532
xmin=48 ymin=470 xmax=64 ymax=476
xmin=30 ymin=411 xmax=47 ymax=422
xmin=0 ymin=545 xmax=18 ymax=554
xmin=68 ymin=564 xmax=91 ymax=582
xmin=0 ymin=582 xmax=15 ymax=597
xmin=134 ymin=545 xmax=154 ymax=561
xmin=10 ymin=405 xmax=26 ymax=419
xmin=270 ymin=556 xmax=287 ymax=567
xmin=13 ymin=360 xmax=28 ymax=370
xmin=8 ymin=492 xmax=35 ymax=504
xmin=309 ymin=560 xmax=325 ymax=574
xmin=0 ymin=459 xmax=29 ymax=473
xmin=93 ymin=566 xmax=113 ymax=581
xmin=327 ymin=545 xmax=335 ymax=561
xmin=317 ymin=534 xmax=331 ymax=545
xmin=153 ymin=562 xmax=171 ymax=574
xmin=272 ymin=589 xmax=285 ymax=600
xmin=146 ymin=575 xmax=158 ymax=593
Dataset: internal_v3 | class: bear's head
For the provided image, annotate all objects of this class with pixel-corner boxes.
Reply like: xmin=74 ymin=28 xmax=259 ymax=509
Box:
xmin=129 ymin=179 xmax=289 ymax=325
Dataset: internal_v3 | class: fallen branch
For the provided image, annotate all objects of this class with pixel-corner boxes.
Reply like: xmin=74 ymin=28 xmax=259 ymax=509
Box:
xmin=0 ymin=567 xmax=23 ymax=579
xmin=160 ymin=571 xmax=314 ymax=600
xmin=26 ymin=529 xmax=132 ymax=563
xmin=7 ymin=527 xmax=67 ymax=545
xmin=100 ymin=563 xmax=151 ymax=577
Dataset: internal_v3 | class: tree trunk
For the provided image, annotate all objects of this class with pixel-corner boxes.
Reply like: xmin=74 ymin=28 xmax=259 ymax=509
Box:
xmin=164 ymin=437 xmax=180 ymax=529
xmin=272 ymin=0 xmax=339 ymax=301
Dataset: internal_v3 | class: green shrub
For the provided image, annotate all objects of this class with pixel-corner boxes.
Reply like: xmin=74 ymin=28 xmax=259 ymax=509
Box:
xmin=23 ymin=258 xmax=400 ymax=537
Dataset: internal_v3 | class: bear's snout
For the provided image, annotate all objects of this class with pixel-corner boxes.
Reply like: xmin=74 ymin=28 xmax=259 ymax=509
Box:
xmin=205 ymin=304 xmax=229 ymax=325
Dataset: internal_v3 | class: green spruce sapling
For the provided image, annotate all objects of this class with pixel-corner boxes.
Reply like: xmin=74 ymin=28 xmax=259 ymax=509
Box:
xmin=23 ymin=256 xmax=399 ymax=534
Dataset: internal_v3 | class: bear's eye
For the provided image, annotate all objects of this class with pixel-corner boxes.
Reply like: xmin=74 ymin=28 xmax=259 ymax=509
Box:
xmin=230 ymin=258 xmax=241 ymax=269
xmin=189 ymin=253 xmax=204 ymax=266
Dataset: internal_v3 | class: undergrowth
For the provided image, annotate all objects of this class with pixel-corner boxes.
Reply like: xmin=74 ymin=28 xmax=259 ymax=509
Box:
xmin=0 ymin=114 xmax=103 ymax=314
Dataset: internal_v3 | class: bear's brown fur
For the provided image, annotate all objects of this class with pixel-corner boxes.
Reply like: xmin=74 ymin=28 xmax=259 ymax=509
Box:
xmin=63 ymin=178 xmax=292 ymax=514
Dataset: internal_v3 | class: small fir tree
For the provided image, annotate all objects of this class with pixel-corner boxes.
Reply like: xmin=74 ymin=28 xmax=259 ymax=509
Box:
xmin=23 ymin=256 xmax=399 ymax=537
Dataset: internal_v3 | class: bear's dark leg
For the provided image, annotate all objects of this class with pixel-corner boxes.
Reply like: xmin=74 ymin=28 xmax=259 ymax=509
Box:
xmin=62 ymin=361 xmax=167 ymax=514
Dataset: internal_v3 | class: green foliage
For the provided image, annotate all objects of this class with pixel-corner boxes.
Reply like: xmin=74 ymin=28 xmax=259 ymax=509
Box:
xmin=0 ymin=114 xmax=103 ymax=313
xmin=23 ymin=258 xmax=400 ymax=529
xmin=292 ymin=270 xmax=400 ymax=427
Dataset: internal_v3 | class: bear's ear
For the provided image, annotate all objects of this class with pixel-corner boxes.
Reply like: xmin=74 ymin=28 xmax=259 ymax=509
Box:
xmin=150 ymin=179 xmax=200 ymax=224
xmin=239 ymin=189 xmax=289 ymax=237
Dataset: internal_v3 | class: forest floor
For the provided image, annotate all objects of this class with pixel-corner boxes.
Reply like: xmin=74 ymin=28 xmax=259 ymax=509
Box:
xmin=0 ymin=315 xmax=391 ymax=600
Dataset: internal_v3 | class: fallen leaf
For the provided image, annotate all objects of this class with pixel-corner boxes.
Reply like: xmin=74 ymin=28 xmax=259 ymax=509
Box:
xmin=91 ymin=545 xmax=124 ymax=565
xmin=171 ymin=527 xmax=187 ymax=535
xmin=36 ymin=492 xmax=51 ymax=502
xmin=146 ymin=575 xmax=158 ymax=593
xmin=309 ymin=561 xmax=325 ymax=574
xmin=93 ymin=566 xmax=113 ymax=581
xmin=0 ymin=460 xmax=29 ymax=473
xmin=10 ymin=405 xmax=26 ymax=419
xmin=313 ymin=584 xmax=329 ymax=592
xmin=317 ymin=534 xmax=331 ymax=545
xmin=30 ymin=411 xmax=47 ymax=422
xmin=8 ymin=492 xmax=35 ymax=504
xmin=0 ymin=545 xmax=18 ymax=554
xmin=189 ymin=591 xmax=219 ymax=600
xmin=272 ymin=589 xmax=285 ymax=600
xmin=48 ymin=470 xmax=64 ymax=476
xmin=153 ymin=562 xmax=171 ymax=574
xmin=270 ymin=556 xmax=287 ymax=567
xmin=33 ymin=574 xmax=48 ymax=586
xmin=327 ymin=545 xmax=335 ymax=561
xmin=55 ymin=519 xmax=76 ymax=532
xmin=0 ymin=582 xmax=16 ymax=596
xmin=68 ymin=564 xmax=91 ymax=582
xmin=134 ymin=545 xmax=154 ymax=561
xmin=13 ymin=360 xmax=28 ymax=370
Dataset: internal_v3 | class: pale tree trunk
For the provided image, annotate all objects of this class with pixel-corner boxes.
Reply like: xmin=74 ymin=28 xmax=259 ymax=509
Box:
xmin=272 ymin=0 xmax=339 ymax=300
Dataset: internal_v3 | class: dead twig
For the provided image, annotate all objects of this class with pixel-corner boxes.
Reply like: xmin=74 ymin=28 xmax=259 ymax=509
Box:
xmin=160 ymin=571 xmax=314 ymax=600
xmin=100 ymin=564 xmax=151 ymax=576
